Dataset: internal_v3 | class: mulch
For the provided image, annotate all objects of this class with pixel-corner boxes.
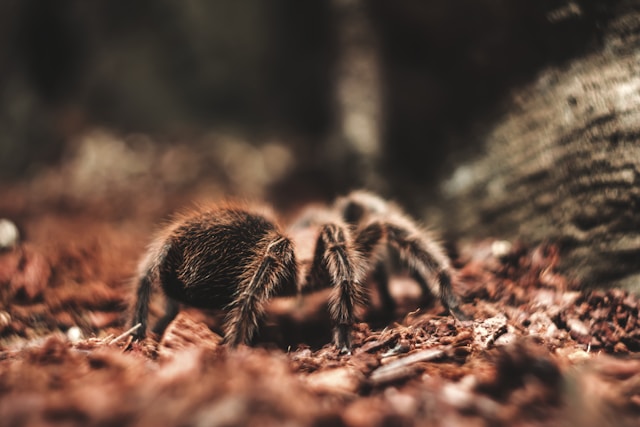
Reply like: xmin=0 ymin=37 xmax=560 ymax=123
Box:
xmin=1 ymin=213 xmax=640 ymax=426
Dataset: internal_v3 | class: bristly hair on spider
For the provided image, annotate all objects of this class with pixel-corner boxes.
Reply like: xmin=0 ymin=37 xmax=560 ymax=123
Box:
xmin=130 ymin=191 xmax=469 ymax=354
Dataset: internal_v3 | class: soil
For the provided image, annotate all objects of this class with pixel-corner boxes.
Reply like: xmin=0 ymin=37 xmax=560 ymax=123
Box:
xmin=1 ymin=189 xmax=640 ymax=427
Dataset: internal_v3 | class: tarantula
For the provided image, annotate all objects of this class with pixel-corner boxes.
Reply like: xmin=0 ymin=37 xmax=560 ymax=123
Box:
xmin=130 ymin=190 xmax=467 ymax=353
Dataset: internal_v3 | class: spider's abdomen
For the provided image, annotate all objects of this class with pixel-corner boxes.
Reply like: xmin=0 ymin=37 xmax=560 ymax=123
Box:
xmin=159 ymin=208 xmax=281 ymax=309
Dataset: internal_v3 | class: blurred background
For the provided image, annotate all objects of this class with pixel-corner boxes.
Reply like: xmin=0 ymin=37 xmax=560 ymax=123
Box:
xmin=0 ymin=0 xmax=614 ymax=215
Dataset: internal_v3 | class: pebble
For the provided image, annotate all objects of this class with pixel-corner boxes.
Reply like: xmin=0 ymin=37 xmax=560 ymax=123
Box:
xmin=491 ymin=240 xmax=512 ymax=258
xmin=305 ymin=366 xmax=363 ymax=395
xmin=67 ymin=326 xmax=84 ymax=343
xmin=0 ymin=311 xmax=11 ymax=328
xmin=0 ymin=219 xmax=19 ymax=249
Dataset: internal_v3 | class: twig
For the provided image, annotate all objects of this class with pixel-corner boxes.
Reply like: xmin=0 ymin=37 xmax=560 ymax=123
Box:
xmin=109 ymin=323 xmax=141 ymax=346
xmin=368 ymin=347 xmax=448 ymax=386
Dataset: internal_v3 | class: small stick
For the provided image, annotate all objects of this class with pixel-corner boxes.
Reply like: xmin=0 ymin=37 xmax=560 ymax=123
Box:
xmin=369 ymin=348 xmax=447 ymax=386
xmin=110 ymin=323 xmax=141 ymax=346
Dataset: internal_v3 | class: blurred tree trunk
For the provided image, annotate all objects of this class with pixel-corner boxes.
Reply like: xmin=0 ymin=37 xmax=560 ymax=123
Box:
xmin=327 ymin=0 xmax=384 ymax=190
xmin=439 ymin=0 xmax=640 ymax=291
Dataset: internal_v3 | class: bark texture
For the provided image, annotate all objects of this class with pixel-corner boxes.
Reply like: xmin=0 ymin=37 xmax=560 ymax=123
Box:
xmin=440 ymin=0 xmax=640 ymax=291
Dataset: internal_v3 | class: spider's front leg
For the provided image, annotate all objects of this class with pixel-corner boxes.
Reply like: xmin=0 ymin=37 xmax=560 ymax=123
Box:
xmin=310 ymin=222 xmax=366 ymax=354
xmin=225 ymin=236 xmax=297 ymax=347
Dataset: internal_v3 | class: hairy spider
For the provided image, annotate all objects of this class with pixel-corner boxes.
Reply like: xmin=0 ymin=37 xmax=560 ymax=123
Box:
xmin=130 ymin=190 xmax=467 ymax=353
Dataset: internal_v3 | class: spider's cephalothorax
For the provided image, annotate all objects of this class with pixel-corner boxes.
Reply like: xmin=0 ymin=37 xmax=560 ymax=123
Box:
xmin=130 ymin=191 xmax=467 ymax=353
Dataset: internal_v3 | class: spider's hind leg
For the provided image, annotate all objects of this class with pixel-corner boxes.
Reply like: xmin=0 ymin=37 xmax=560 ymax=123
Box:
xmin=378 ymin=219 xmax=468 ymax=321
xmin=437 ymin=269 xmax=469 ymax=320
xmin=409 ymin=269 xmax=435 ymax=307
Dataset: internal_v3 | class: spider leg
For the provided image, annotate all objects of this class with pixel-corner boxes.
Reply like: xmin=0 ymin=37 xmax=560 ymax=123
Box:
xmin=351 ymin=222 xmax=397 ymax=316
xmin=224 ymin=236 xmax=296 ymax=347
xmin=131 ymin=271 xmax=154 ymax=340
xmin=370 ymin=219 xmax=468 ymax=321
xmin=311 ymin=223 xmax=366 ymax=354
xmin=372 ymin=260 xmax=396 ymax=315
xmin=152 ymin=298 xmax=180 ymax=336
xmin=130 ymin=242 xmax=172 ymax=340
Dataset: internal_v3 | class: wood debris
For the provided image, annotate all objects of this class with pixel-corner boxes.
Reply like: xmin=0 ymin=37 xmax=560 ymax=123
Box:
xmin=2 ymin=231 xmax=640 ymax=426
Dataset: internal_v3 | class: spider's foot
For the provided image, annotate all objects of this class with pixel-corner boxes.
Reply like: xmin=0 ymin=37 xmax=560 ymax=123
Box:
xmin=334 ymin=324 xmax=353 ymax=355
xmin=129 ymin=322 xmax=146 ymax=341
xmin=339 ymin=346 xmax=352 ymax=356
xmin=450 ymin=306 xmax=471 ymax=322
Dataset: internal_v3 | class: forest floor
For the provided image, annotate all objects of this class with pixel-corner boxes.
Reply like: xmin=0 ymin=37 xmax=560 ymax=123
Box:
xmin=1 ymin=180 xmax=640 ymax=427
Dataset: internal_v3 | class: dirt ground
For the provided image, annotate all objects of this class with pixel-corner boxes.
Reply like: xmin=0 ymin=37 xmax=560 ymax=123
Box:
xmin=1 ymin=181 xmax=640 ymax=427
